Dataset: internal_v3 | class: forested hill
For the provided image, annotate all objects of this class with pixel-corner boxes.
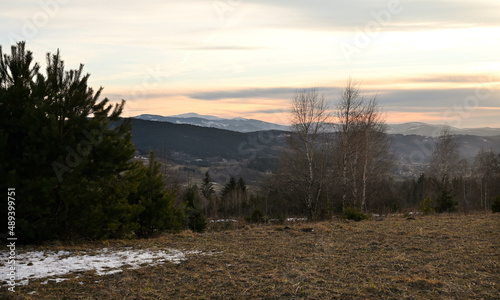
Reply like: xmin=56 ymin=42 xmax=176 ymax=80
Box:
xmin=129 ymin=118 xmax=500 ymax=165
xmin=130 ymin=118 xmax=288 ymax=160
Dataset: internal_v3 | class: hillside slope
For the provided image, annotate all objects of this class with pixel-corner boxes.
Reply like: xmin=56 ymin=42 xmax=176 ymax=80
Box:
xmin=130 ymin=119 xmax=288 ymax=161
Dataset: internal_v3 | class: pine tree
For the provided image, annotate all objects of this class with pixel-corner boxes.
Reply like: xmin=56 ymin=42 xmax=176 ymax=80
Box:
xmin=200 ymin=171 xmax=219 ymax=218
xmin=0 ymin=42 xmax=137 ymax=241
xmin=219 ymin=176 xmax=248 ymax=217
xmin=183 ymin=184 xmax=207 ymax=232
xmin=221 ymin=176 xmax=237 ymax=217
xmin=237 ymin=177 xmax=246 ymax=193
xmin=201 ymin=171 xmax=215 ymax=199
xmin=236 ymin=177 xmax=247 ymax=216
xmin=128 ymin=151 xmax=184 ymax=236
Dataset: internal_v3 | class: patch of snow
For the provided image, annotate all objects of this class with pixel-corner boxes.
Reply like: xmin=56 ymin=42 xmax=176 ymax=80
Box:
xmin=1 ymin=247 xmax=205 ymax=286
xmin=170 ymin=113 xmax=223 ymax=120
xmin=209 ymin=219 xmax=238 ymax=223
xmin=41 ymin=278 xmax=68 ymax=284
xmin=286 ymin=218 xmax=307 ymax=222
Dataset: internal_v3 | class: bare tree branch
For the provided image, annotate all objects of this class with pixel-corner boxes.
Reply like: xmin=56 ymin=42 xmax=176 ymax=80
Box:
xmin=288 ymin=88 xmax=332 ymax=220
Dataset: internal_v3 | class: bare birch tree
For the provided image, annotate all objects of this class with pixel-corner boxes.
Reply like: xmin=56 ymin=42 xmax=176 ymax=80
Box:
xmin=359 ymin=98 xmax=390 ymax=211
xmin=288 ymin=88 xmax=331 ymax=220
xmin=335 ymin=79 xmax=364 ymax=211
xmin=473 ymin=149 xmax=498 ymax=210
xmin=428 ymin=127 xmax=460 ymax=212
xmin=429 ymin=126 xmax=460 ymax=188
xmin=334 ymin=79 xmax=389 ymax=211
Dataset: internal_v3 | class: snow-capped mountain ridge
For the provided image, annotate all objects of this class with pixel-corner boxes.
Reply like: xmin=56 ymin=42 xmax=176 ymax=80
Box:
xmin=134 ymin=114 xmax=289 ymax=133
xmin=169 ymin=112 xmax=223 ymax=121
xmin=386 ymin=122 xmax=500 ymax=137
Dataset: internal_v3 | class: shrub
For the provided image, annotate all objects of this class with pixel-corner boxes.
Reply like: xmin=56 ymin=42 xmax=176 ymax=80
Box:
xmin=492 ymin=196 xmax=500 ymax=213
xmin=186 ymin=208 xmax=207 ymax=233
xmin=246 ymin=209 xmax=265 ymax=223
xmin=419 ymin=197 xmax=435 ymax=215
xmin=435 ymin=190 xmax=457 ymax=213
xmin=343 ymin=206 xmax=369 ymax=221
xmin=183 ymin=184 xmax=207 ymax=233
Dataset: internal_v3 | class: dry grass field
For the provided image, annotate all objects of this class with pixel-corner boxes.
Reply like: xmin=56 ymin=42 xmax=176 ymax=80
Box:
xmin=3 ymin=213 xmax=499 ymax=299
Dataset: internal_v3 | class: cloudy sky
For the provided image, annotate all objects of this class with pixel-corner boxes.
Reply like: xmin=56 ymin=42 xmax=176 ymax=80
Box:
xmin=2 ymin=0 xmax=499 ymax=127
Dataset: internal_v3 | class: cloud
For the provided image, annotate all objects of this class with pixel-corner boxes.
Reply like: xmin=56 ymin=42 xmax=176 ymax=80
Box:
xmin=249 ymin=0 xmax=500 ymax=32
xmin=408 ymin=74 xmax=498 ymax=84
xmin=187 ymin=86 xmax=343 ymax=101
xmin=188 ymin=87 xmax=296 ymax=100
xmin=246 ymin=108 xmax=289 ymax=115
xmin=173 ymin=46 xmax=267 ymax=51
xmin=186 ymin=84 xmax=500 ymax=118
xmin=378 ymin=88 xmax=500 ymax=108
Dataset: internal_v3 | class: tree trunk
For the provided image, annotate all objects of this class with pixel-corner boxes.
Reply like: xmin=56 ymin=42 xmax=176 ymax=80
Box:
xmin=361 ymin=148 xmax=368 ymax=211
xmin=306 ymin=160 xmax=314 ymax=221
xmin=485 ymin=180 xmax=488 ymax=210
xmin=351 ymin=150 xmax=359 ymax=207
xmin=342 ymin=151 xmax=348 ymax=211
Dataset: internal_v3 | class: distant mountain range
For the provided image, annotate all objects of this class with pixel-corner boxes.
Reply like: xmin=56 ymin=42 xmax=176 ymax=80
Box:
xmin=386 ymin=122 xmax=500 ymax=137
xmin=134 ymin=113 xmax=500 ymax=137
xmin=134 ymin=113 xmax=289 ymax=133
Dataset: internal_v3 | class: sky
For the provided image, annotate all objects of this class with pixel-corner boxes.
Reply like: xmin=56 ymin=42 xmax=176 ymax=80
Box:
xmin=1 ymin=0 xmax=499 ymax=127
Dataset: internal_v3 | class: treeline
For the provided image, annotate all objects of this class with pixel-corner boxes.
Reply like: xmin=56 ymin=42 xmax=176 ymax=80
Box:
xmin=260 ymin=141 xmax=500 ymax=219
xmin=181 ymin=173 xmax=259 ymax=220
xmin=177 ymin=130 xmax=500 ymax=221
xmin=257 ymin=85 xmax=500 ymax=220
xmin=180 ymin=85 xmax=500 ymax=221
xmin=400 ymin=147 xmax=500 ymax=213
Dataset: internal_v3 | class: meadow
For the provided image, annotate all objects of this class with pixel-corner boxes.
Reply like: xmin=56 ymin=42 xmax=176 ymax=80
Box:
xmin=3 ymin=213 xmax=499 ymax=299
